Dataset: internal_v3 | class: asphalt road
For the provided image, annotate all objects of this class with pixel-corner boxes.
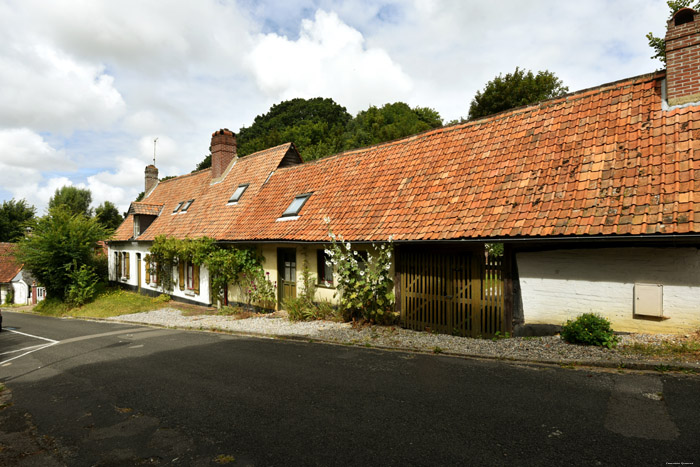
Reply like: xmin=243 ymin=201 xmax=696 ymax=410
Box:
xmin=1 ymin=311 xmax=699 ymax=466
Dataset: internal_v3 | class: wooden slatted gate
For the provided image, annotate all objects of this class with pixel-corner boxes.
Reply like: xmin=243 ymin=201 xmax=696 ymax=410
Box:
xmin=399 ymin=247 xmax=509 ymax=338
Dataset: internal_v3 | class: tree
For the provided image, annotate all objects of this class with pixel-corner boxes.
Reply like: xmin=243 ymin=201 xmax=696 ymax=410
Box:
xmin=16 ymin=206 xmax=109 ymax=301
xmin=236 ymin=97 xmax=352 ymax=162
xmin=0 ymin=199 xmax=36 ymax=242
xmin=193 ymin=154 xmax=212 ymax=172
xmin=646 ymin=1 xmax=700 ymax=64
xmin=343 ymin=102 xmax=443 ymax=149
xmin=468 ymin=68 xmax=568 ymax=120
xmin=48 ymin=186 xmax=93 ymax=218
xmin=95 ymin=201 xmax=123 ymax=231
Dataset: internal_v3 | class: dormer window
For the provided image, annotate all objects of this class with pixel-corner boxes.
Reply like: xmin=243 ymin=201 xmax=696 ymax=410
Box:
xmin=172 ymin=202 xmax=184 ymax=214
xmin=282 ymin=193 xmax=311 ymax=217
xmin=228 ymin=184 xmax=249 ymax=204
xmin=181 ymin=199 xmax=194 ymax=212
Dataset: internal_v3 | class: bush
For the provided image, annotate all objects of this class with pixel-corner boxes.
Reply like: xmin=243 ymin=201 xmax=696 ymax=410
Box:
xmin=561 ymin=313 xmax=618 ymax=348
xmin=65 ymin=262 xmax=100 ymax=307
xmin=4 ymin=289 xmax=13 ymax=305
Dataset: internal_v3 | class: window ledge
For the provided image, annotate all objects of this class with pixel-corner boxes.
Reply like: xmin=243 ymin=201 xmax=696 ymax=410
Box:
xmin=316 ymin=283 xmax=335 ymax=290
xmin=276 ymin=215 xmax=299 ymax=222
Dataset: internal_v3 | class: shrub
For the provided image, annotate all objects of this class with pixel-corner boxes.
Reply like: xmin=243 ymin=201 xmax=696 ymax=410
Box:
xmin=65 ymin=262 xmax=100 ymax=307
xmin=4 ymin=289 xmax=13 ymax=305
xmin=561 ymin=313 xmax=618 ymax=348
xmin=284 ymin=250 xmax=339 ymax=322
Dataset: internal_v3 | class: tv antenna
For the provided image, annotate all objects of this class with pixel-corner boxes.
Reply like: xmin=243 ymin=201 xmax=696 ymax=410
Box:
xmin=153 ymin=137 xmax=158 ymax=165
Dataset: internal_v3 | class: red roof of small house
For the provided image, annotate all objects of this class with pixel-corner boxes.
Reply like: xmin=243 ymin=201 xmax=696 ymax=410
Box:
xmin=0 ymin=243 xmax=22 ymax=283
xmin=113 ymin=143 xmax=302 ymax=241
xmin=112 ymin=71 xmax=700 ymax=244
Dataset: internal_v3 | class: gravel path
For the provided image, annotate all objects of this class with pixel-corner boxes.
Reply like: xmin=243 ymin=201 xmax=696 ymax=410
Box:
xmin=107 ymin=308 xmax=700 ymax=370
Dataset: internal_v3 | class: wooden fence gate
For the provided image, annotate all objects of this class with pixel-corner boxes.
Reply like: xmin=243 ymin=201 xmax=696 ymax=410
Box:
xmin=399 ymin=247 xmax=510 ymax=338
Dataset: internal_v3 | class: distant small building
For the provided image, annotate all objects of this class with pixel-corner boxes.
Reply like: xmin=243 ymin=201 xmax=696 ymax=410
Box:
xmin=0 ymin=242 xmax=46 ymax=305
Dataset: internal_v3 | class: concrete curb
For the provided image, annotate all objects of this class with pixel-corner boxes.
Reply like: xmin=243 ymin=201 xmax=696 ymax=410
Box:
xmin=95 ymin=316 xmax=700 ymax=374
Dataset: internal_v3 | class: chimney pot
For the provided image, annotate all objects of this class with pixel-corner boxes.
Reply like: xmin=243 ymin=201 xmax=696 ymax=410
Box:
xmin=665 ymin=8 xmax=700 ymax=106
xmin=211 ymin=128 xmax=237 ymax=179
xmin=145 ymin=164 xmax=158 ymax=194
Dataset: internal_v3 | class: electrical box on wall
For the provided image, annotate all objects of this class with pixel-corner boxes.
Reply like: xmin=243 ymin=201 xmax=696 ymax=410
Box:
xmin=634 ymin=283 xmax=664 ymax=317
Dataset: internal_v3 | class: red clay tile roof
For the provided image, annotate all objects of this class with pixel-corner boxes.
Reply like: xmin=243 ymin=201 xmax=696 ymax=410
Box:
xmin=113 ymin=71 xmax=700 ymax=244
xmin=128 ymin=202 xmax=163 ymax=216
xmin=0 ymin=243 xmax=22 ymax=283
xmin=233 ymin=71 xmax=698 ymax=242
xmin=113 ymin=143 xmax=301 ymax=241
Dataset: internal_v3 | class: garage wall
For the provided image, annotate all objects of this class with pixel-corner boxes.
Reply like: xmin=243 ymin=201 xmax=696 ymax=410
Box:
xmin=517 ymin=247 xmax=700 ymax=333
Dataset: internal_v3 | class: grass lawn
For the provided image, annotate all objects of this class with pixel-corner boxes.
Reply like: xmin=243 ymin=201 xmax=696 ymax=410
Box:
xmin=33 ymin=288 xmax=214 ymax=319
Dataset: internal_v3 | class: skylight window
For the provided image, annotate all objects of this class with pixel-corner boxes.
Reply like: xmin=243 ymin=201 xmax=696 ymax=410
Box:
xmin=282 ymin=193 xmax=312 ymax=217
xmin=181 ymin=199 xmax=194 ymax=212
xmin=172 ymin=201 xmax=184 ymax=214
xmin=228 ymin=184 xmax=249 ymax=203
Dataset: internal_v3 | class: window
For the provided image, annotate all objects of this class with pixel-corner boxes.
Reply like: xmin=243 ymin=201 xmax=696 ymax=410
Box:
xmin=317 ymin=249 xmax=333 ymax=287
xmin=181 ymin=199 xmax=194 ymax=212
xmin=228 ymin=184 xmax=249 ymax=203
xmin=173 ymin=201 xmax=184 ymax=214
xmin=282 ymin=193 xmax=311 ymax=217
xmin=120 ymin=252 xmax=130 ymax=280
xmin=178 ymin=261 xmax=199 ymax=294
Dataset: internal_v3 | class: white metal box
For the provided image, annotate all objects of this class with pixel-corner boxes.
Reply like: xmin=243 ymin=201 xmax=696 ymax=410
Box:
xmin=634 ymin=283 xmax=664 ymax=317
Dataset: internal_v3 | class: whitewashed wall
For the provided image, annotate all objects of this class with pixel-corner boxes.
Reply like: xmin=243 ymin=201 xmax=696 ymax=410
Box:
xmin=109 ymin=242 xmax=211 ymax=306
xmin=517 ymin=247 xmax=700 ymax=333
xmin=228 ymin=245 xmax=338 ymax=308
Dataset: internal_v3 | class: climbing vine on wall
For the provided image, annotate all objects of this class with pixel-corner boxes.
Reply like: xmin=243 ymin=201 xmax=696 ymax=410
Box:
xmin=147 ymin=236 xmax=266 ymax=306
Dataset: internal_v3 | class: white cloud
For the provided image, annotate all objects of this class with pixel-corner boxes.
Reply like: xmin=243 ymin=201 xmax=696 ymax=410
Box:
xmin=0 ymin=128 xmax=74 ymax=171
xmin=246 ymin=9 xmax=413 ymax=113
xmin=0 ymin=44 xmax=125 ymax=132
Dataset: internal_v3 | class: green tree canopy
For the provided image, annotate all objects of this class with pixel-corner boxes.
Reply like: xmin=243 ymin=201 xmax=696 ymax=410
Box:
xmin=238 ymin=97 xmax=352 ymax=162
xmin=0 ymin=199 xmax=36 ymax=242
xmin=48 ymin=186 xmax=93 ymax=218
xmin=646 ymin=1 xmax=700 ymax=64
xmin=95 ymin=201 xmax=123 ymax=231
xmin=468 ymin=68 xmax=569 ymax=120
xmin=17 ymin=206 xmax=109 ymax=300
xmin=343 ymin=102 xmax=443 ymax=149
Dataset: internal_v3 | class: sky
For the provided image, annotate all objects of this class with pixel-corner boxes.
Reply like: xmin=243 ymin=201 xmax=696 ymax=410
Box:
xmin=0 ymin=0 xmax=670 ymax=214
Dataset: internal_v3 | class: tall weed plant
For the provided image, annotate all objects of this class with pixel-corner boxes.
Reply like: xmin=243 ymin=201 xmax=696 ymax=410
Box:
xmin=325 ymin=220 xmax=396 ymax=324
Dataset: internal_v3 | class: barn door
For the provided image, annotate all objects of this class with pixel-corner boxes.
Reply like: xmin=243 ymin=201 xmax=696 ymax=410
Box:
xmin=399 ymin=248 xmax=508 ymax=338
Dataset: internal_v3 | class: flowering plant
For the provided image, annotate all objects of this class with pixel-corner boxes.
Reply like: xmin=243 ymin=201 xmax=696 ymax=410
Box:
xmin=242 ymin=270 xmax=277 ymax=311
xmin=325 ymin=218 xmax=395 ymax=323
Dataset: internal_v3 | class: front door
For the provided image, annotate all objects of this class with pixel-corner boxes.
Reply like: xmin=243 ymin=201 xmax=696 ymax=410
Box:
xmin=277 ymin=248 xmax=297 ymax=305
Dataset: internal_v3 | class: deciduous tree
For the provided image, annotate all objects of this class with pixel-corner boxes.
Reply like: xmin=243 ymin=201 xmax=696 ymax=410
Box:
xmin=0 ymin=199 xmax=36 ymax=242
xmin=468 ymin=68 xmax=568 ymax=120
xmin=48 ymin=186 xmax=93 ymax=218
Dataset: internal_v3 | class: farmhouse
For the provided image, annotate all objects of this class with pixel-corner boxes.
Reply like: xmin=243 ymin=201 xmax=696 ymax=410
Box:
xmin=109 ymin=8 xmax=700 ymax=335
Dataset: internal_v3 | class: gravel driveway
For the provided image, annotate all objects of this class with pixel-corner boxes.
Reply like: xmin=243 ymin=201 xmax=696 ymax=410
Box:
xmin=107 ymin=308 xmax=700 ymax=371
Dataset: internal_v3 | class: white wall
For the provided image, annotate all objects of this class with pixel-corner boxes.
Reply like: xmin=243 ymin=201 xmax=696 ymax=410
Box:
xmin=517 ymin=247 xmax=700 ymax=333
xmin=109 ymin=242 xmax=212 ymax=306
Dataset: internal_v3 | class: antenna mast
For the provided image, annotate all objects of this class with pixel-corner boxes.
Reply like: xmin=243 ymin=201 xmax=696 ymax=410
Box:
xmin=153 ymin=137 xmax=158 ymax=165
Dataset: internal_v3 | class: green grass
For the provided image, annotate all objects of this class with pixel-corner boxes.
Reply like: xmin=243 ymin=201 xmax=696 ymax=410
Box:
xmin=623 ymin=340 xmax=700 ymax=359
xmin=34 ymin=288 xmax=171 ymax=318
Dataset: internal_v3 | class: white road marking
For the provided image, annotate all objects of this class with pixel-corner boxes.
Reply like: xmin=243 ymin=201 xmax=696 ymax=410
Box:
xmin=5 ymin=329 xmax=58 ymax=344
xmin=1 ymin=329 xmax=60 ymax=364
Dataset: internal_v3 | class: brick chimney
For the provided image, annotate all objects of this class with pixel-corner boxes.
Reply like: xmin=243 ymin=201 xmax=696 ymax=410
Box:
xmin=666 ymin=8 xmax=700 ymax=106
xmin=145 ymin=164 xmax=158 ymax=193
xmin=211 ymin=128 xmax=237 ymax=179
